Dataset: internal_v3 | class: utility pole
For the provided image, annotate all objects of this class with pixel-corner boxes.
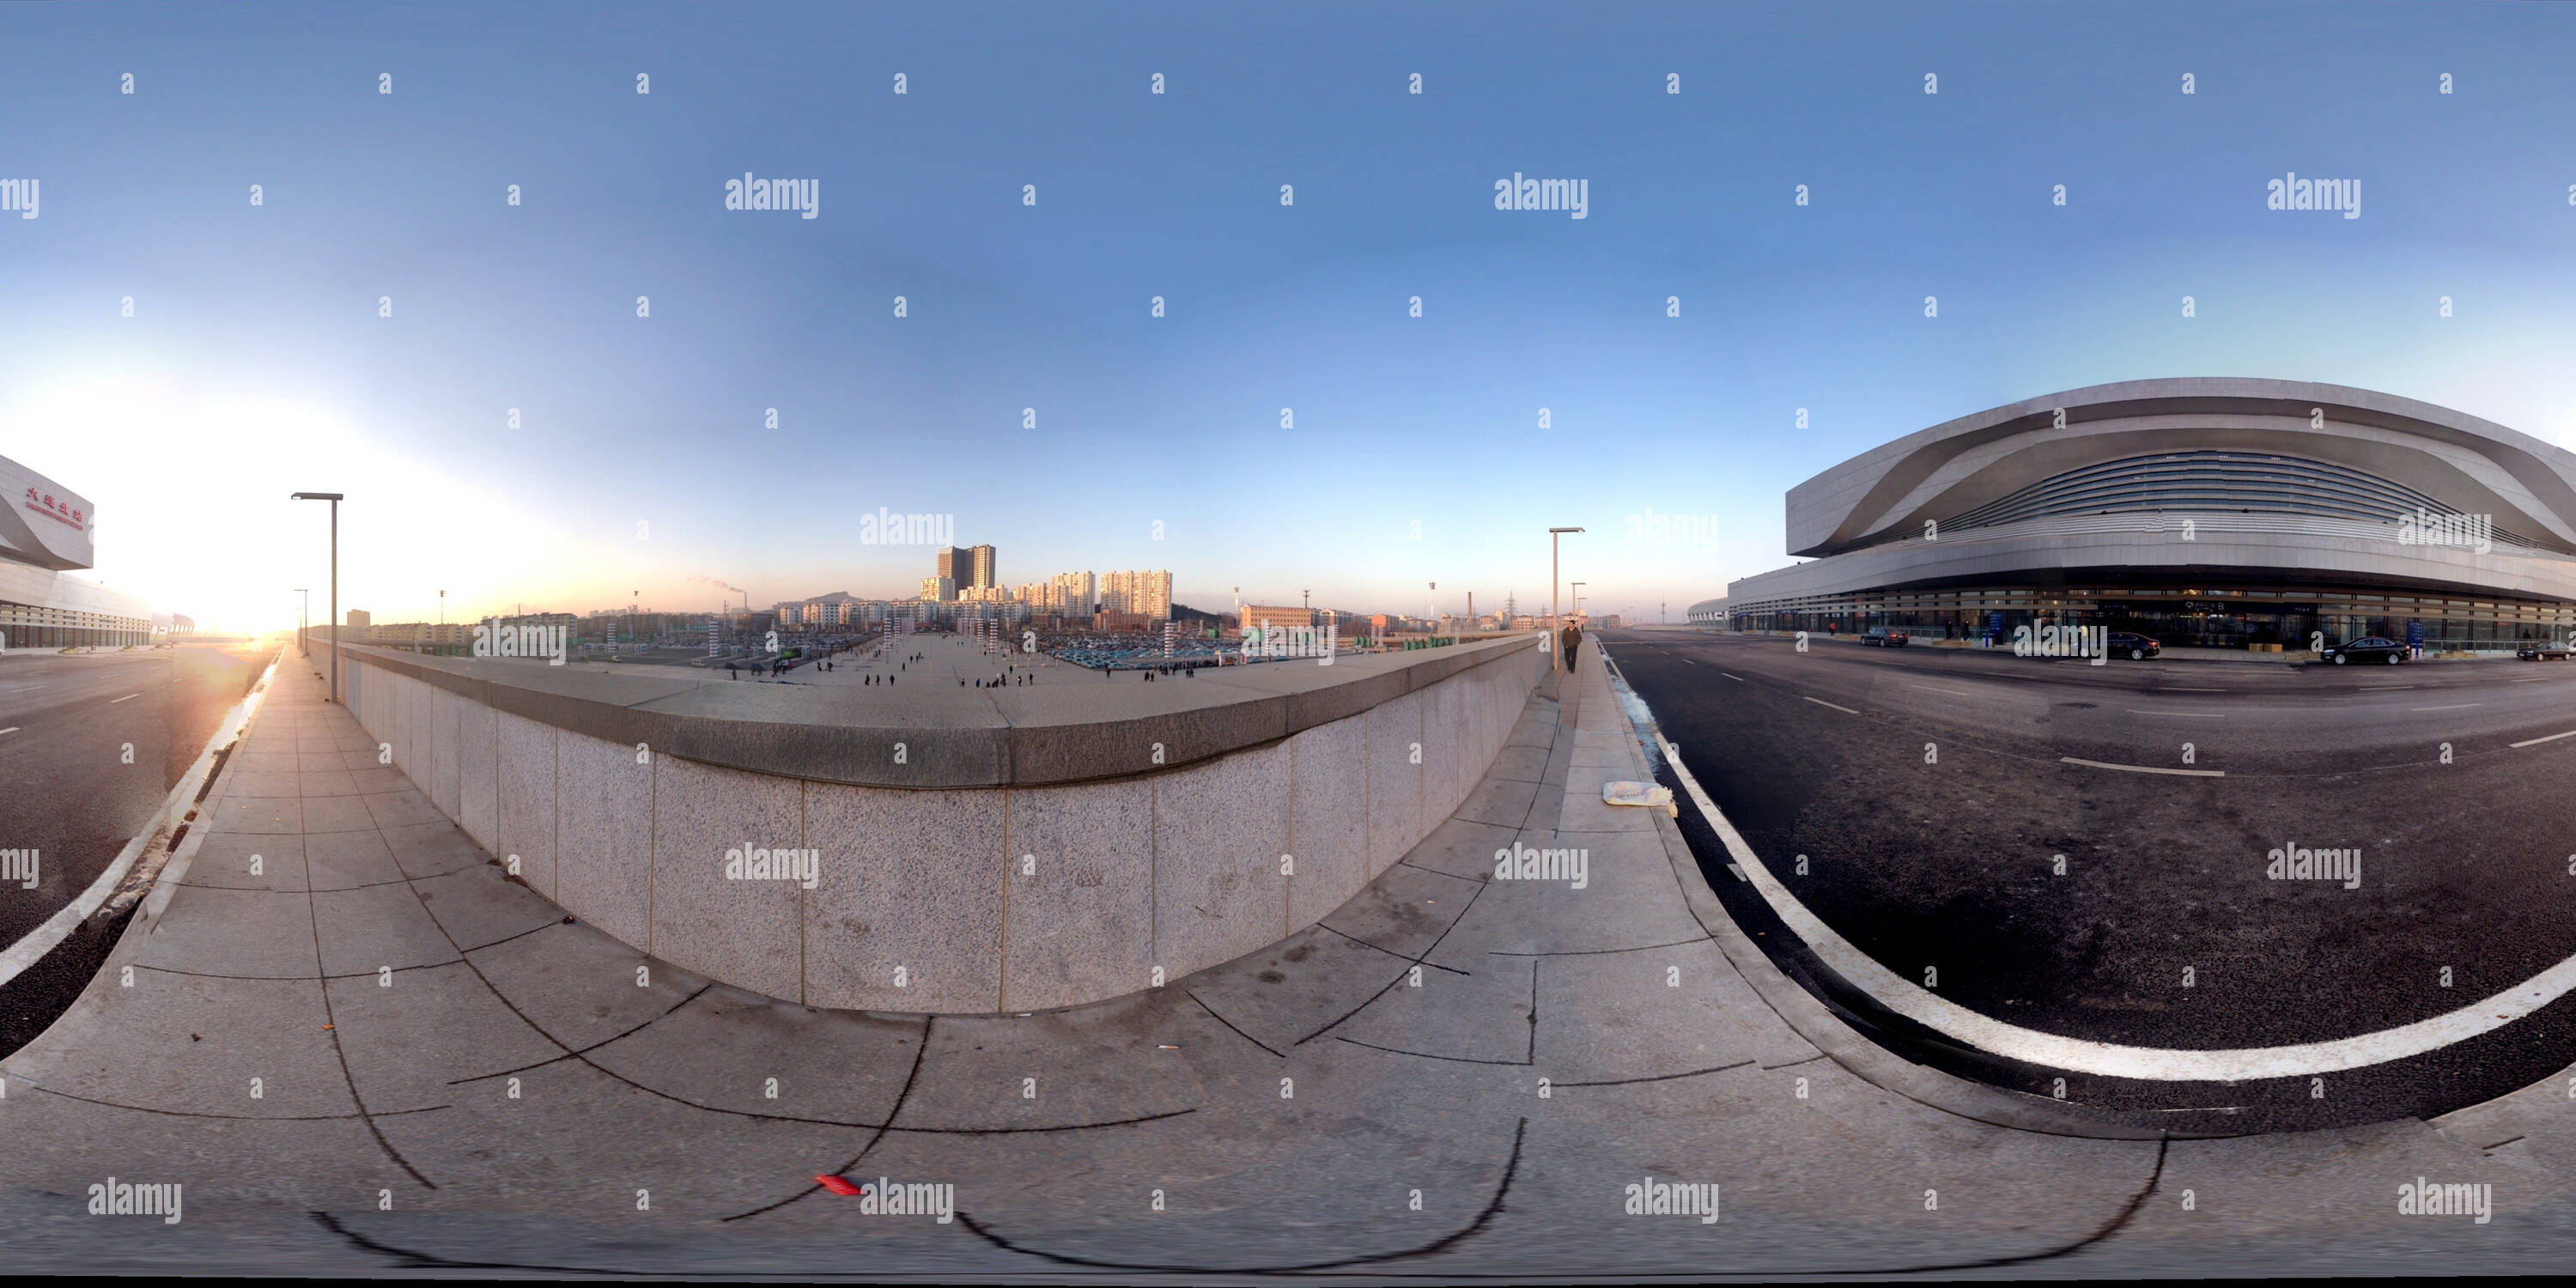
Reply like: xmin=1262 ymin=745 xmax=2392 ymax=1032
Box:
xmin=295 ymin=588 xmax=309 ymax=655
xmin=1547 ymin=527 xmax=1583 ymax=671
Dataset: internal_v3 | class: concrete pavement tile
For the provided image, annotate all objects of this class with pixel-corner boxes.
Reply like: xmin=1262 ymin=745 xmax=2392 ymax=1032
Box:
xmin=878 ymin=1006 xmax=1211 ymax=1139
xmin=127 ymin=884 xmax=320 ymax=978
xmin=227 ymin=771 xmax=301 ymax=799
xmin=7 ymin=974 xmax=354 ymax=1118
xmin=228 ymin=751 xmax=299 ymax=775
xmin=310 ymin=883 xmax=465 ymax=976
xmin=1398 ymin=816 xmax=1516 ymax=883
xmin=179 ymin=834 xmax=307 ymax=892
xmin=379 ymin=819 xmax=489 ymax=878
xmin=361 ymin=787 xmax=447 ymax=831
xmin=346 ymin=765 xmax=408 ymax=793
xmin=1321 ymin=860 xmax=1481 ymax=960
xmin=464 ymin=920 xmax=711 ymax=1054
xmin=320 ymin=967 xmax=559 ymax=1113
xmin=1456 ymin=775 xmax=1540 ymax=829
xmin=1328 ymin=950 xmax=1538 ymax=1066
xmin=579 ymin=986 xmax=921 ymax=1126
xmin=302 ymin=829 xmax=409 ymax=891
xmin=371 ymin=1058 xmax=872 ymax=1218
xmin=297 ymin=793 xmax=379 ymax=835
xmin=1181 ymin=926 xmax=1410 ymax=1053
xmin=0 ymin=1102 xmax=409 ymax=1216
xmin=411 ymin=861 xmax=565 ymax=952
xmin=1533 ymin=939 xmax=1815 ymax=1079
xmin=298 ymin=769 xmax=361 ymax=797
xmin=1485 ymin=744 xmax=1549 ymax=783
xmin=208 ymin=796 xmax=300 ymax=835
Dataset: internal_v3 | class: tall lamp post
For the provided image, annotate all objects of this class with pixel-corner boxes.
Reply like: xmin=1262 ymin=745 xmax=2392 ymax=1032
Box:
xmin=290 ymin=492 xmax=343 ymax=702
xmin=1571 ymin=582 xmax=1586 ymax=624
xmin=295 ymin=588 xmax=309 ymax=656
xmin=1547 ymin=527 xmax=1583 ymax=670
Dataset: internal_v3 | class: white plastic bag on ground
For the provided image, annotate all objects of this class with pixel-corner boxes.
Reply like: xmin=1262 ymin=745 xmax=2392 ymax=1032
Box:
xmin=1601 ymin=781 xmax=1673 ymax=808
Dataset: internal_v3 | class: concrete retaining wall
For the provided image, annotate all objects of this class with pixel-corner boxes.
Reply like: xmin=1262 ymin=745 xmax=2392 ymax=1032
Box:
xmin=328 ymin=638 xmax=1546 ymax=1012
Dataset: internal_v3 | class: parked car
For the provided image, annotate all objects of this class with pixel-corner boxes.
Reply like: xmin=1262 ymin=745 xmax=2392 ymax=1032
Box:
xmin=2320 ymin=636 xmax=2411 ymax=665
xmin=2106 ymin=631 xmax=2161 ymax=660
xmin=1862 ymin=627 xmax=1909 ymax=647
xmin=2517 ymin=641 xmax=2573 ymax=661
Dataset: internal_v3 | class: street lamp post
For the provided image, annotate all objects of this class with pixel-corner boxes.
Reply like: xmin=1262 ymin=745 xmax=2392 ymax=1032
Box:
xmin=1546 ymin=527 xmax=1583 ymax=670
xmin=290 ymin=493 xmax=343 ymax=702
xmin=295 ymin=588 xmax=309 ymax=656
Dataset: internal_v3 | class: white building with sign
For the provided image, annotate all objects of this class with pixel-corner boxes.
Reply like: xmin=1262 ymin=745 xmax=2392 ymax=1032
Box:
xmin=1 ymin=454 xmax=154 ymax=647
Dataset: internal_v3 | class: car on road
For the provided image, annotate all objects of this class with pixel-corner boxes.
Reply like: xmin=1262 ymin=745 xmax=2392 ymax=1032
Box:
xmin=2320 ymin=636 xmax=2411 ymax=665
xmin=1861 ymin=627 xmax=1908 ymax=647
xmin=2517 ymin=641 xmax=2573 ymax=660
xmin=2107 ymin=631 xmax=2161 ymax=660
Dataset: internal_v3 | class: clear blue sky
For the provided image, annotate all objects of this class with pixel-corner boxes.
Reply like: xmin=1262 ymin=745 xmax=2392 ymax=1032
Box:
xmin=3 ymin=1 xmax=2572 ymax=629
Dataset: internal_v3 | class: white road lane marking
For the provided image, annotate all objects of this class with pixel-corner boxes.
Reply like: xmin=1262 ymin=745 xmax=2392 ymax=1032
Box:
xmin=1911 ymin=684 xmax=1973 ymax=696
xmin=2126 ymin=709 xmax=2225 ymax=718
xmin=1801 ymin=696 xmax=1858 ymax=714
xmin=2411 ymin=703 xmax=2482 ymax=712
xmin=2059 ymin=756 xmax=2225 ymax=777
xmin=1658 ymin=726 xmax=2576 ymax=1081
xmin=0 ymin=727 xmax=18 ymax=735
xmin=2512 ymin=729 xmax=2576 ymax=749
xmin=1719 ymin=672 xmax=1743 ymax=682
xmin=110 ymin=693 xmax=141 ymax=703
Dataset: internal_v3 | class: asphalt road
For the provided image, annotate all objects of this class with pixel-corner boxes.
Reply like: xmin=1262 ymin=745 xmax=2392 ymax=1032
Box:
xmin=1603 ymin=629 xmax=2576 ymax=1124
xmin=0 ymin=642 xmax=269 ymax=1051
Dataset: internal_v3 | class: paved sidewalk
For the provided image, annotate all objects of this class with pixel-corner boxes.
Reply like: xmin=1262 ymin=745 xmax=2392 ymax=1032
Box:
xmin=0 ymin=646 xmax=2569 ymax=1273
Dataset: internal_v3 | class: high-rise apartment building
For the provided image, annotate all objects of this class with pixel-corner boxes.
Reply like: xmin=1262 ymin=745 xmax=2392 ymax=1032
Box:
xmin=968 ymin=544 xmax=996 ymax=589
xmin=1098 ymin=569 xmax=1173 ymax=619
xmin=935 ymin=546 xmax=969 ymax=587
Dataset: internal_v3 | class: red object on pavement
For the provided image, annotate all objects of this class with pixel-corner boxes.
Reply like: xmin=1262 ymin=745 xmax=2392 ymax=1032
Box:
xmin=815 ymin=1174 xmax=864 ymax=1196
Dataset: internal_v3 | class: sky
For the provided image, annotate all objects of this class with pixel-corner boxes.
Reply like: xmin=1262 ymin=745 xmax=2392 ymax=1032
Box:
xmin=3 ymin=0 xmax=2573 ymax=632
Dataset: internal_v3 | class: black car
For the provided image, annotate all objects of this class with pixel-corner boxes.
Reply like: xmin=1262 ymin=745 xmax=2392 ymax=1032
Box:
xmin=1862 ymin=627 xmax=1909 ymax=647
xmin=2518 ymin=641 xmax=2573 ymax=661
xmin=2106 ymin=631 xmax=2161 ymax=660
xmin=2321 ymin=636 xmax=2411 ymax=665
